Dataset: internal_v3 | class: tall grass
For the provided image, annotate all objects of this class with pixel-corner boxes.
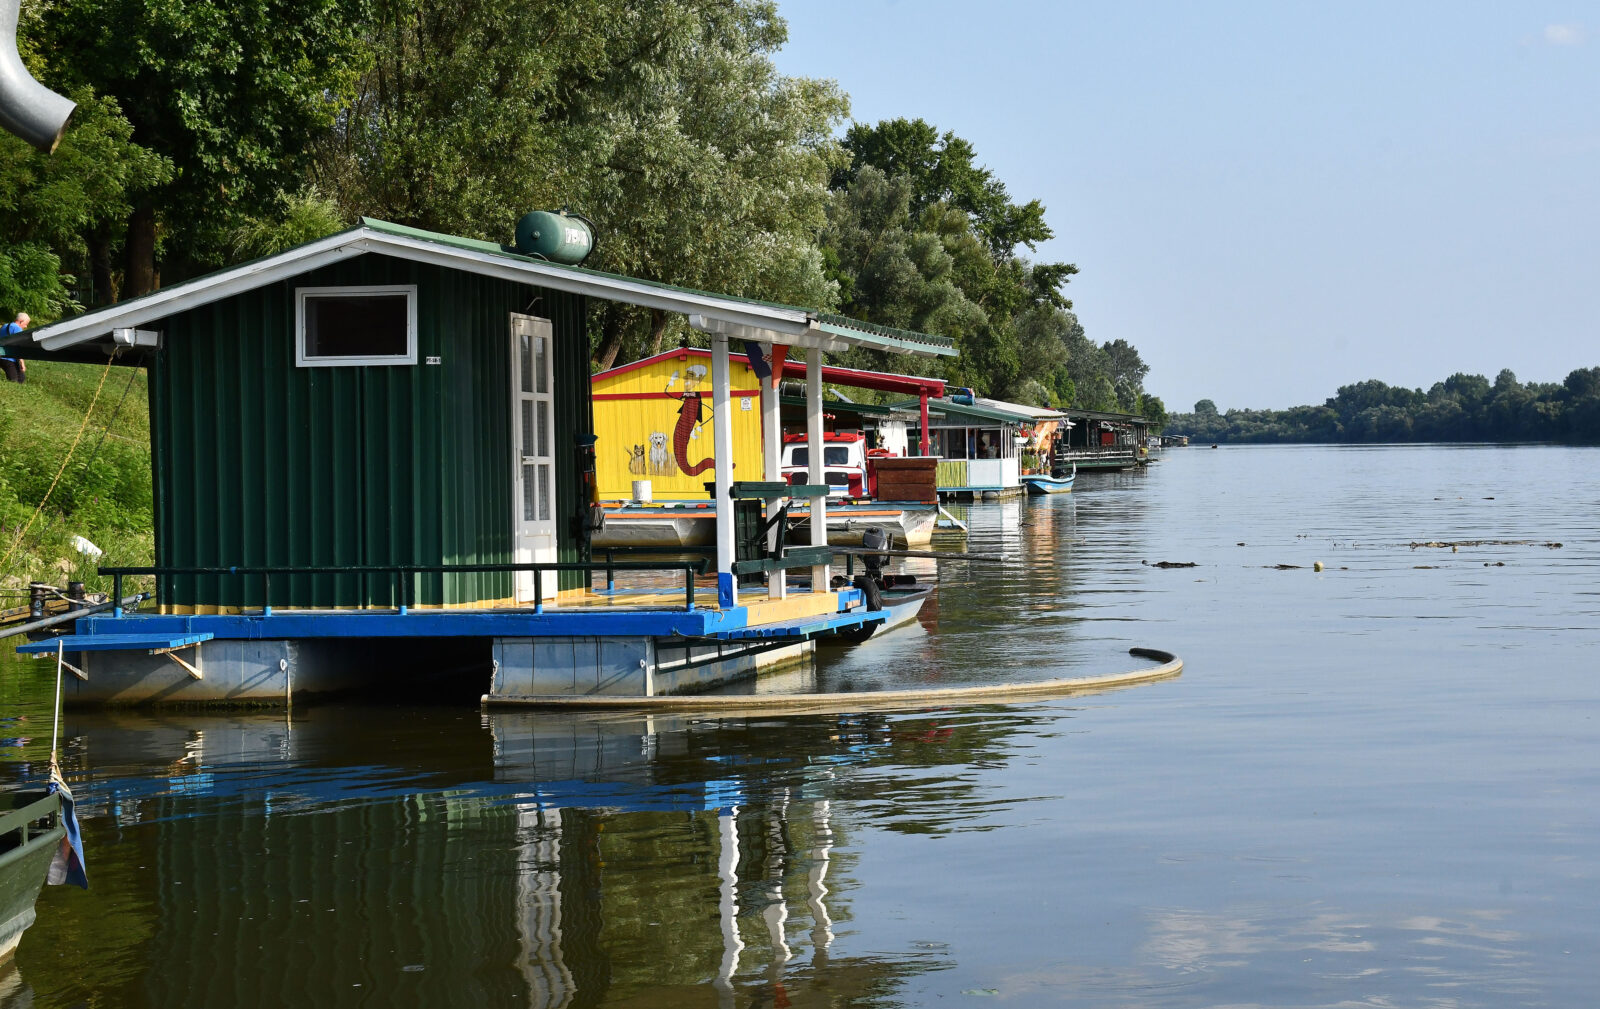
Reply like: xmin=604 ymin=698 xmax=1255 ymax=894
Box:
xmin=0 ymin=359 xmax=153 ymax=596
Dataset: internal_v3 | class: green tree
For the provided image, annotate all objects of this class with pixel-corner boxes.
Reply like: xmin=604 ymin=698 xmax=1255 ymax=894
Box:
xmin=314 ymin=0 xmax=846 ymax=369
xmin=228 ymin=186 xmax=348 ymax=259
xmin=820 ymin=167 xmax=986 ymax=357
xmin=836 ymin=117 xmax=1051 ymax=258
xmin=0 ymin=89 xmax=173 ymax=311
xmin=824 ymin=118 xmax=1086 ymax=402
xmin=1139 ymin=394 xmax=1168 ymax=432
xmin=39 ymin=0 xmax=369 ymax=297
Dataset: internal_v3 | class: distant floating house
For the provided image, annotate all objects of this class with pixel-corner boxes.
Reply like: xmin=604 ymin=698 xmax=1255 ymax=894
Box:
xmin=16 ymin=218 xmax=956 ymax=703
xmin=1054 ymin=409 xmax=1152 ymax=470
xmin=888 ymin=395 xmax=1067 ymax=498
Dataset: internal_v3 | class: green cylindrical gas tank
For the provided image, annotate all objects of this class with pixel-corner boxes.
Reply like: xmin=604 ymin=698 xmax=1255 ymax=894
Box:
xmin=514 ymin=210 xmax=594 ymax=264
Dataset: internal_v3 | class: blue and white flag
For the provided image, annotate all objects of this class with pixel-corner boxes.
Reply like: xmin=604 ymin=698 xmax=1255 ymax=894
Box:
xmin=45 ymin=770 xmax=88 ymax=889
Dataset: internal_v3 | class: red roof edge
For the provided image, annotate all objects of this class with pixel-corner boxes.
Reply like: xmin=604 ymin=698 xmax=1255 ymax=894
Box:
xmin=595 ymin=347 xmax=945 ymax=396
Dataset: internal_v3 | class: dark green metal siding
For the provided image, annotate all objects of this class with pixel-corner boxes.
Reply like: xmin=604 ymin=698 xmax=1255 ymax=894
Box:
xmin=150 ymin=253 xmax=593 ymax=608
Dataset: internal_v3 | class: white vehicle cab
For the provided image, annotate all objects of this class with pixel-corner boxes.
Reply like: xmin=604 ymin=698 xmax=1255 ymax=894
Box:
xmin=780 ymin=432 xmax=872 ymax=499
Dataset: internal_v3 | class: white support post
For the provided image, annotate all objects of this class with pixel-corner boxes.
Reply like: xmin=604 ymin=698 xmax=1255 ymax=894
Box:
xmin=806 ymin=347 xmax=830 ymax=592
xmin=712 ymin=336 xmax=737 ymax=608
xmin=762 ymin=345 xmax=786 ymax=600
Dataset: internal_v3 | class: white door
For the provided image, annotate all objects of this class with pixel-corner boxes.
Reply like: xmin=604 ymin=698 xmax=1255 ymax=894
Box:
xmin=512 ymin=315 xmax=558 ymax=604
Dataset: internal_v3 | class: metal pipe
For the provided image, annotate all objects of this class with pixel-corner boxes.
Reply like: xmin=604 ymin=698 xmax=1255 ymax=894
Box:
xmin=0 ymin=592 xmax=147 ymax=640
xmin=827 ymin=546 xmax=1005 ymax=562
xmin=0 ymin=0 xmax=74 ymax=152
xmin=485 ymin=648 xmax=1183 ymax=711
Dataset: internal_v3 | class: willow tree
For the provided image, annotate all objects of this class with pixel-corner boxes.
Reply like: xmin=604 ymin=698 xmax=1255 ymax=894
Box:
xmin=314 ymin=0 xmax=847 ymax=368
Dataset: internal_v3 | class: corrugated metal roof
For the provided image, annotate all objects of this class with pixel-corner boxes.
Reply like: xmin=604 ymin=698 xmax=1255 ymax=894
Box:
xmin=887 ymin=398 xmax=1026 ymax=425
xmin=814 ymin=313 xmax=957 ymax=358
xmin=34 ymin=219 xmax=959 ymax=359
xmin=972 ymin=396 xmax=1065 ymax=420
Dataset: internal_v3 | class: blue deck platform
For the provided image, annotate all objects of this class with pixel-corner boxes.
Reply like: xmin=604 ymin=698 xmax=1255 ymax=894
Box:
xmin=24 ymin=585 xmax=872 ymax=646
xmin=17 ymin=632 xmax=214 ymax=654
xmin=15 ymin=588 xmax=886 ymax=706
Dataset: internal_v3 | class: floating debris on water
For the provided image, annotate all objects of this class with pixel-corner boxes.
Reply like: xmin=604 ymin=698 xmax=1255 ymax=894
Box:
xmin=1409 ymin=540 xmax=1562 ymax=549
xmin=1484 ymin=561 xmax=1506 ymax=567
xmin=1143 ymin=560 xmax=1198 ymax=568
xmin=1269 ymin=564 xmax=1303 ymax=570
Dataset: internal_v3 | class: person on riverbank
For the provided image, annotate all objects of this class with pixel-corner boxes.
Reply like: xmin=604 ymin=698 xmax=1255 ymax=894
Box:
xmin=0 ymin=312 xmax=30 ymax=383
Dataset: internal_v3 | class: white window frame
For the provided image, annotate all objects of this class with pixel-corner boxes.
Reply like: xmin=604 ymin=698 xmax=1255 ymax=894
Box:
xmin=294 ymin=284 xmax=419 ymax=367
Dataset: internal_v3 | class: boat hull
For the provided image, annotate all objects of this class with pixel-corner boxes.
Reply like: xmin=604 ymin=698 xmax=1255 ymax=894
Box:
xmin=817 ymin=585 xmax=932 ymax=645
xmin=1020 ymin=469 xmax=1076 ymax=495
xmin=0 ymin=791 xmax=63 ymax=962
xmin=593 ymin=502 xmax=937 ymax=549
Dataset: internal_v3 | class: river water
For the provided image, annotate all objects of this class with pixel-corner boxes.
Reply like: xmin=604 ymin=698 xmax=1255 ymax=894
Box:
xmin=3 ymin=444 xmax=1597 ymax=1007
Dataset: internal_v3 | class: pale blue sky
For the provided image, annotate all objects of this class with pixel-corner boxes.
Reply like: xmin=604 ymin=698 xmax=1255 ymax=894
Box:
xmin=774 ymin=1 xmax=1599 ymax=411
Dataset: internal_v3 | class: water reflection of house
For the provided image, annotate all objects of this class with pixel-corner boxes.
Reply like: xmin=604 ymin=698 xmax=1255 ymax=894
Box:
xmin=48 ymin=708 xmax=949 ymax=1007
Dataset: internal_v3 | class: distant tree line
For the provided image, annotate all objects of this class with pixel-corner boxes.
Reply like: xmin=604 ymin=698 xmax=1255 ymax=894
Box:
xmin=2 ymin=0 xmax=1157 ymax=414
xmin=1169 ymin=368 xmax=1600 ymax=444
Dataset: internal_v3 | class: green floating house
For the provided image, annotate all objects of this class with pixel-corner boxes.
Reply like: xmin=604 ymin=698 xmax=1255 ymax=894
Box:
xmin=13 ymin=217 xmax=956 ymax=704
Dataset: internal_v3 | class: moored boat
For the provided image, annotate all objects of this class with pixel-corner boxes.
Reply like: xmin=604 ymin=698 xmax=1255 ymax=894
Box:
xmin=593 ymin=499 xmax=938 ymax=549
xmin=0 ymin=790 xmax=64 ymax=962
xmin=816 ymin=582 xmax=932 ymax=645
xmin=1020 ymin=466 xmax=1076 ymax=495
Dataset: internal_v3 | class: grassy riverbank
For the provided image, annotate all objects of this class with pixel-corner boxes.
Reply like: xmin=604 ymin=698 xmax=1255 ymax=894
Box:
xmin=0 ymin=359 xmax=153 ymax=594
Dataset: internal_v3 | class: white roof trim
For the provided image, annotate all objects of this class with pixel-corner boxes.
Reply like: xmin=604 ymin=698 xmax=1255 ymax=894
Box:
xmin=687 ymin=314 xmax=850 ymax=354
xmin=972 ymin=396 xmax=1067 ymax=420
xmin=34 ymin=226 xmax=817 ymax=352
xmin=37 ymin=234 xmax=367 ymax=350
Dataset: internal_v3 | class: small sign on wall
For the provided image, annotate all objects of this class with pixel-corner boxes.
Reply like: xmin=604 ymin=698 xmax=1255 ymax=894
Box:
xmin=426 ymin=356 xmax=442 ymax=365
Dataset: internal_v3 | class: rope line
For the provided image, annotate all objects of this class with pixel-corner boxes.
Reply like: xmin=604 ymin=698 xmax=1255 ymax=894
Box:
xmin=31 ymin=364 xmax=144 ymax=546
xmin=1 ymin=355 xmax=117 ymax=571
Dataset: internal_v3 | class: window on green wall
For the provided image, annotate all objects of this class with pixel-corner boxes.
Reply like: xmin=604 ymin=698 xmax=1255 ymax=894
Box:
xmin=296 ymin=285 xmax=418 ymax=366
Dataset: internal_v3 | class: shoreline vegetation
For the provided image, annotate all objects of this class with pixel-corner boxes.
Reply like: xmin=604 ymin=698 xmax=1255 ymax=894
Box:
xmin=0 ymin=360 xmax=153 ymax=592
xmin=1168 ymin=368 xmax=1600 ymax=445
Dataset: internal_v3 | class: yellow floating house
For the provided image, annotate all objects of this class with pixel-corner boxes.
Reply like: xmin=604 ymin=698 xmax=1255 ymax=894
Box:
xmin=591 ymin=349 xmax=766 ymax=500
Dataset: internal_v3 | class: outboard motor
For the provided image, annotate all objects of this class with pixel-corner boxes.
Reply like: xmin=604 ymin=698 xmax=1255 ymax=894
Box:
xmin=0 ymin=0 xmax=74 ymax=152
xmin=852 ymin=526 xmax=893 ymax=611
xmin=860 ymin=526 xmax=891 ymax=581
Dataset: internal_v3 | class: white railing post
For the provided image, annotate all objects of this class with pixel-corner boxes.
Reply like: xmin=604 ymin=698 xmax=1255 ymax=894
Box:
xmin=762 ymin=344 xmax=786 ymax=599
xmin=806 ymin=347 xmax=830 ymax=591
xmin=712 ymin=336 xmax=737 ymax=608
